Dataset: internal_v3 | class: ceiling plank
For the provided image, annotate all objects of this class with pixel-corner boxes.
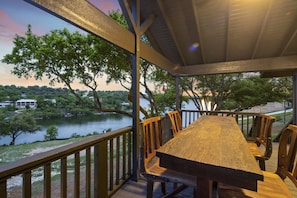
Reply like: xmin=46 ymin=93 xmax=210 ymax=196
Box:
xmin=175 ymin=55 xmax=297 ymax=76
xmin=26 ymin=0 xmax=176 ymax=73
xmin=225 ymin=0 xmax=231 ymax=61
xmin=140 ymin=43 xmax=179 ymax=73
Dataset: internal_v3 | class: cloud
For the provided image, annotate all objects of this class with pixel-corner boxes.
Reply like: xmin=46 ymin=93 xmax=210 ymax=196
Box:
xmin=0 ymin=10 xmax=24 ymax=45
xmin=88 ymin=0 xmax=121 ymax=14
xmin=0 ymin=0 xmax=125 ymax=91
xmin=0 ymin=62 xmax=126 ymax=91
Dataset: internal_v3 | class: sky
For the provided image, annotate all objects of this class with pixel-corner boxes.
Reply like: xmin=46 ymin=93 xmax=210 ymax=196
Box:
xmin=0 ymin=0 xmax=124 ymax=90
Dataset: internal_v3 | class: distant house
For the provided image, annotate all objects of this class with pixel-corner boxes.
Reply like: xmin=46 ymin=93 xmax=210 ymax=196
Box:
xmin=15 ymin=99 xmax=37 ymax=109
xmin=0 ymin=101 xmax=14 ymax=108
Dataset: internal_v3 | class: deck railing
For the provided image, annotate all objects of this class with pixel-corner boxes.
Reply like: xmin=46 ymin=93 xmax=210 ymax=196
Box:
xmin=0 ymin=126 xmax=133 ymax=198
xmin=0 ymin=110 xmax=262 ymax=198
xmin=181 ymin=110 xmax=261 ymax=139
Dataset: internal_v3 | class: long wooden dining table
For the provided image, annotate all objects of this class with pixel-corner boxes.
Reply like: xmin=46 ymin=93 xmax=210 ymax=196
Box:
xmin=156 ymin=115 xmax=263 ymax=198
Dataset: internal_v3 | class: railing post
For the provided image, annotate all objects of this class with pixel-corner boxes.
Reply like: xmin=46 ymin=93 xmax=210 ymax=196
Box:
xmin=44 ymin=164 xmax=51 ymax=198
xmin=0 ymin=180 xmax=7 ymax=198
xmin=23 ymin=171 xmax=31 ymax=198
xmin=94 ymin=141 xmax=108 ymax=198
xmin=61 ymin=157 xmax=67 ymax=198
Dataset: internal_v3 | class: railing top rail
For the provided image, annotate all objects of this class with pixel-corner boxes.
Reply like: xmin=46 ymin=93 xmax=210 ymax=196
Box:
xmin=0 ymin=126 xmax=132 ymax=180
xmin=181 ymin=110 xmax=261 ymax=116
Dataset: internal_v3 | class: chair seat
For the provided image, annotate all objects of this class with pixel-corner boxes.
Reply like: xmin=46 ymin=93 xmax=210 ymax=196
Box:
xmin=219 ymin=167 xmax=293 ymax=198
xmin=143 ymin=158 xmax=196 ymax=187
xmin=248 ymin=142 xmax=266 ymax=159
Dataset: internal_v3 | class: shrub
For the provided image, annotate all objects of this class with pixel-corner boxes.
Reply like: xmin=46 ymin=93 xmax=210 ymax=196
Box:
xmin=44 ymin=125 xmax=58 ymax=141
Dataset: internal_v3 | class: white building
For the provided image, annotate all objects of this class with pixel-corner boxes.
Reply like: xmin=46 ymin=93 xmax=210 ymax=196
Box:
xmin=0 ymin=101 xmax=14 ymax=108
xmin=15 ymin=99 xmax=37 ymax=109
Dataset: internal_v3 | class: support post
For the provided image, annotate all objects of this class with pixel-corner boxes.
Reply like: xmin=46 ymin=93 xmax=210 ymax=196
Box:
xmin=131 ymin=0 xmax=140 ymax=181
xmin=293 ymin=72 xmax=297 ymax=124
xmin=175 ymin=76 xmax=180 ymax=111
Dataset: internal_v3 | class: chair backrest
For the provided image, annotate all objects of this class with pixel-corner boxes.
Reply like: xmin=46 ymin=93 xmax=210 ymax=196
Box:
xmin=276 ymin=124 xmax=297 ymax=188
xmin=141 ymin=116 xmax=163 ymax=172
xmin=254 ymin=114 xmax=276 ymax=159
xmin=167 ymin=110 xmax=182 ymax=137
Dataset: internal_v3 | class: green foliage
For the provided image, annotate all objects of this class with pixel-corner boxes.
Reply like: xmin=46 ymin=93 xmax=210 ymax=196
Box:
xmin=1 ymin=11 xmax=181 ymax=117
xmin=0 ymin=85 xmax=131 ymax=119
xmin=71 ymin=133 xmax=81 ymax=138
xmin=1 ymin=22 xmax=135 ymax=116
xmin=223 ymin=75 xmax=292 ymax=110
xmin=44 ymin=125 xmax=58 ymax=141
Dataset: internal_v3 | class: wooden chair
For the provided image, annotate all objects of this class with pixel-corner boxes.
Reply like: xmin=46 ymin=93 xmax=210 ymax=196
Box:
xmin=167 ymin=110 xmax=182 ymax=137
xmin=248 ymin=114 xmax=276 ymax=170
xmin=140 ymin=116 xmax=196 ymax=198
xmin=218 ymin=124 xmax=297 ymax=198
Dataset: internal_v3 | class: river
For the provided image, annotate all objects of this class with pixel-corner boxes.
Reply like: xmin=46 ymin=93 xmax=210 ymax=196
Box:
xmin=0 ymin=99 xmax=196 ymax=146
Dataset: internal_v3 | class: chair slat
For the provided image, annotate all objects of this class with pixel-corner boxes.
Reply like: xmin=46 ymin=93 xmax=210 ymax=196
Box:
xmin=141 ymin=116 xmax=196 ymax=198
xmin=167 ymin=111 xmax=182 ymax=137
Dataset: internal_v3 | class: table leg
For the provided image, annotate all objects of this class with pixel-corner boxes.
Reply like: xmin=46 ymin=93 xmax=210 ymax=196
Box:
xmin=196 ymin=177 xmax=213 ymax=198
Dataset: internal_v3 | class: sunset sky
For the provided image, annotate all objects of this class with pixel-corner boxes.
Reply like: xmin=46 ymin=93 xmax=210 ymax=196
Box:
xmin=0 ymin=0 xmax=125 ymax=90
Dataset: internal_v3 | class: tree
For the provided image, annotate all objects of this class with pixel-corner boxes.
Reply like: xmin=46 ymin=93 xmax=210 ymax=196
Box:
xmin=2 ymin=11 xmax=184 ymax=118
xmin=225 ymin=75 xmax=292 ymax=110
xmin=2 ymin=24 xmax=133 ymax=116
xmin=179 ymin=73 xmax=292 ymax=111
xmin=44 ymin=125 xmax=58 ymax=141
xmin=3 ymin=112 xmax=40 ymax=145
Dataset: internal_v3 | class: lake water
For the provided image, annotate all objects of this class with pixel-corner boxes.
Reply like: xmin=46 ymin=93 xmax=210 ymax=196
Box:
xmin=0 ymin=99 xmax=196 ymax=146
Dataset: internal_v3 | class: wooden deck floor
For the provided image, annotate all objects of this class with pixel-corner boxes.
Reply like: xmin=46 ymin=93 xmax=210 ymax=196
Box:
xmin=113 ymin=142 xmax=297 ymax=198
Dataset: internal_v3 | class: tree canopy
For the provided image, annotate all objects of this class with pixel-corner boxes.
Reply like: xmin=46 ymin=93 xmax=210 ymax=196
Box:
xmin=2 ymin=11 xmax=293 ymax=116
xmin=2 ymin=11 xmax=182 ymax=118
xmin=3 ymin=112 xmax=40 ymax=145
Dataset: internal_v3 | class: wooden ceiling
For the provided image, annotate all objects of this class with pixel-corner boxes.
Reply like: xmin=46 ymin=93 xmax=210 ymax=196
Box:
xmin=27 ymin=0 xmax=297 ymax=76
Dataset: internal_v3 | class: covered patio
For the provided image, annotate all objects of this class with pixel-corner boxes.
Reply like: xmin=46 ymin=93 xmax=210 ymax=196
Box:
xmin=1 ymin=0 xmax=297 ymax=197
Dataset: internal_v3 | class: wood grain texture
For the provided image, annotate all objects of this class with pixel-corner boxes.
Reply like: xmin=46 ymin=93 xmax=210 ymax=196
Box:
xmin=157 ymin=115 xmax=263 ymax=192
xmin=218 ymin=124 xmax=297 ymax=198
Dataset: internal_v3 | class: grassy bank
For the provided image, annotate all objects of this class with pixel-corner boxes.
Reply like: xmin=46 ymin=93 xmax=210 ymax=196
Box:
xmin=0 ymin=137 xmax=86 ymax=165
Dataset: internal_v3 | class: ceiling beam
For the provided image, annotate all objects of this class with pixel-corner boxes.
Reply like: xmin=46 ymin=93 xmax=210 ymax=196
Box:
xmin=175 ymin=55 xmax=297 ymax=76
xmin=281 ymin=27 xmax=297 ymax=56
xmin=27 ymin=0 xmax=135 ymax=52
xmin=26 ymin=0 xmax=176 ymax=73
xmin=157 ymin=0 xmax=186 ymax=64
xmin=192 ymin=0 xmax=206 ymax=63
xmin=251 ymin=0 xmax=272 ymax=59
xmin=261 ymin=71 xmax=294 ymax=78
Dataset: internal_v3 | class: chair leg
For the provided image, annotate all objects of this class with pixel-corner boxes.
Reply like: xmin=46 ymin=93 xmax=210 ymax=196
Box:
xmin=161 ymin=182 xmax=167 ymax=195
xmin=173 ymin=182 xmax=177 ymax=189
xmin=161 ymin=184 xmax=188 ymax=198
xmin=259 ymin=159 xmax=266 ymax=171
xmin=147 ymin=180 xmax=154 ymax=198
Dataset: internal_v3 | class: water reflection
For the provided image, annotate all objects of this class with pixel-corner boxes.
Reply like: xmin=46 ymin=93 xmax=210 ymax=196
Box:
xmin=0 ymin=100 xmax=195 ymax=146
xmin=0 ymin=114 xmax=132 ymax=146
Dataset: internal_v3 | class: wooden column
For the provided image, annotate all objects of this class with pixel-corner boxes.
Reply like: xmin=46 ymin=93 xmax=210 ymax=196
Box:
xmin=131 ymin=0 xmax=141 ymax=181
xmin=175 ymin=76 xmax=180 ymax=111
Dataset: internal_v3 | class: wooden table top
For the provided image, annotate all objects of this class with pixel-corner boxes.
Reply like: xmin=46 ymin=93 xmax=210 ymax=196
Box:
xmin=157 ymin=115 xmax=263 ymax=191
